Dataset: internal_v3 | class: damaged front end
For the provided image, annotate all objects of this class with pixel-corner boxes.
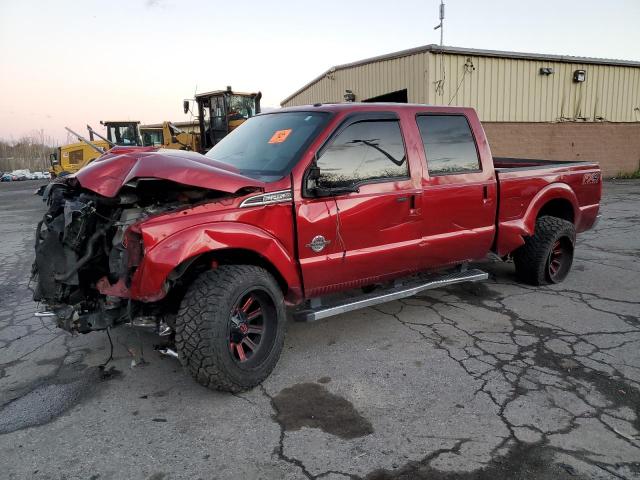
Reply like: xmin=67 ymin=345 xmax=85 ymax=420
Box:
xmin=32 ymin=176 xmax=231 ymax=333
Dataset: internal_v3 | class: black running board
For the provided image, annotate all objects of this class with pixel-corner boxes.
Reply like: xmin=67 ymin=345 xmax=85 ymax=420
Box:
xmin=294 ymin=269 xmax=488 ymax=322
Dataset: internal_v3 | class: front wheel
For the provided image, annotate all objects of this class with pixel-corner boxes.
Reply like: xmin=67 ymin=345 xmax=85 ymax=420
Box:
xmin=175 ymin=265 xmax=285 ymax=392
xmin=513 ymin=216 xmax=576 ymax=286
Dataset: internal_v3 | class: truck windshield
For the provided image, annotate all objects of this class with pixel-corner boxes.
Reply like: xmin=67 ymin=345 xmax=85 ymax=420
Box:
xmin=205 ymin=111 xmax=330 ymax=179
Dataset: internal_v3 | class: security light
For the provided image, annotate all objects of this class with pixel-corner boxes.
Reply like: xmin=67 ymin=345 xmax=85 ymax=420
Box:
xmin=344 ymin=90 xmax=356 ymax=102
xmin=539 ymin=67 xmax=554 ymax=75
xmin=573 ymin=70 xmax=586 ymax=82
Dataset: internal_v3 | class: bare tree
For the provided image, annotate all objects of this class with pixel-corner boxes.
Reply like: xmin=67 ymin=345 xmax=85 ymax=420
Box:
xmin=0 ymin=131 xmax=57 ymax=172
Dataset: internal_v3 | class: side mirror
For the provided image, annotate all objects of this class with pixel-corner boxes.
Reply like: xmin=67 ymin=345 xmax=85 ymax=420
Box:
xmin=183 ymin=100 xmax=190 ymax=114
xmin=306 ymin=163 xmax=359 ymax=197
xmin=305 ymin=163 xmax=321 ymax=192
xmin=308 ymin=164 xmax=320 ymax=181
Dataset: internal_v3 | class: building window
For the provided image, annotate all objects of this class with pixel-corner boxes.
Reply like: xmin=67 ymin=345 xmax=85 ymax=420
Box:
xmin=68 ymin=149 xmax=83 ymax=165
xmin=317 ymin=120 xmax=408 ymax=187
xmin=416 ymin=115 xmax=481 ymax=175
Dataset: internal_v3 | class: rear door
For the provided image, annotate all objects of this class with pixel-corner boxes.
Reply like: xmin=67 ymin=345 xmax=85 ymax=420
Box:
xmin=295 ymin=114 xmax=423 ymax=297
xmin=415 ymin=113 xmax=497 ymax=267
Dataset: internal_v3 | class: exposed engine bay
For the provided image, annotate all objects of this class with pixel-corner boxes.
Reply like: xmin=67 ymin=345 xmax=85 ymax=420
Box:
xmin=32 ymin=177 xmax=230 ymax=334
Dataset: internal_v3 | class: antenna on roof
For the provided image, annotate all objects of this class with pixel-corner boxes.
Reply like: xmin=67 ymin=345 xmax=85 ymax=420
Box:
xmin=433 ymin=0 xmax=445 ymax=46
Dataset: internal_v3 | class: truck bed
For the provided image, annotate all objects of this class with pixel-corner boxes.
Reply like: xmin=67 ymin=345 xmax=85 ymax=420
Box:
xmin=493 ymin=157 xmax=596 ymax=171
xmin=493 ymin=157 xmax=602 ymax=256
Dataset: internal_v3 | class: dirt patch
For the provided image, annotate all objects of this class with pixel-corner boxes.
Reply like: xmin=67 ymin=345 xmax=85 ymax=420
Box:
xmin=0 ymin=363 xmax=112 ymax=435
xmin=272 ymin=382 xmax=373 ymax=439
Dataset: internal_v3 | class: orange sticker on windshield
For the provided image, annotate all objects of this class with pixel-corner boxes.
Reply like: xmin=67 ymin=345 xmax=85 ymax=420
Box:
xmin=268 ymin=129 xmax=292 ymax=144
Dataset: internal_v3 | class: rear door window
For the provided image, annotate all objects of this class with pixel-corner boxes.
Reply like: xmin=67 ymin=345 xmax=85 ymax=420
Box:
xmin=317 ymin=120 xmax=408 ymax=188
xmin=416 ymin=115 xmax=481 ymax=175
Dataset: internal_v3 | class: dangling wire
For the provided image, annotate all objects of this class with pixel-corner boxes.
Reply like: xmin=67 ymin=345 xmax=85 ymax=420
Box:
xmin=333 ymin=196 xmax=347 ymax=261
xmin=448 ymin=57 xmax=475 ymax=105
xmin=99 ymin=326 xmax=114 ymax=372
xmin=434 ymin=50 xmax=446 ymax=97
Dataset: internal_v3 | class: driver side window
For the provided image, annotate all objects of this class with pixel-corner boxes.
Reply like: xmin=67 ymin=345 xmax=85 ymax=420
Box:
xmin=317 ymin=120 xmax=408 ymax=188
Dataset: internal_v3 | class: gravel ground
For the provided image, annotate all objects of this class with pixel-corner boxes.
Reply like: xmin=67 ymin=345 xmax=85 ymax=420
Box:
xmin=0 ymin=179 xmax=638 ymax=480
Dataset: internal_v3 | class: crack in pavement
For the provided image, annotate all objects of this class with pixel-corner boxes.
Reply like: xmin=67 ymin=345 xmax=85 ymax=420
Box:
xmin=365 ymin=272 xmax=640 ymax=477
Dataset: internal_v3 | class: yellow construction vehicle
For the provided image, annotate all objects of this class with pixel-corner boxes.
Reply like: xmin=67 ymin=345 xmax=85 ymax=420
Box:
xmin=49 ymin=121 xmax=142 ymax=177
xmin=187 ymin=86 xmax=261 ymax=152
xmin=90 ymin=120 xmax=143 ymax=147
xmin=140 ymin=121 xmax=200 ymax=151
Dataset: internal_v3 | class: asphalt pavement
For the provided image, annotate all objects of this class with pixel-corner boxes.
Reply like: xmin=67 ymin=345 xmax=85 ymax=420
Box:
xmin=0 ymin=179 xmax=639 ymax=480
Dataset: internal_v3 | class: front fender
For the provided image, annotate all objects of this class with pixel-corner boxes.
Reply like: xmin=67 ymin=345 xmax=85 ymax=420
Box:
xmin=129 ymin=222 xmax=301 ymax=302
xmin=496 ymin=183 xmax=579 ymax=256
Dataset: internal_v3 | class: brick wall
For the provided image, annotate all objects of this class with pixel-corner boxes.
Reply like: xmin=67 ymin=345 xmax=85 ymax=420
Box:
xmin=482 ymin=122 xmax=640 ymax=177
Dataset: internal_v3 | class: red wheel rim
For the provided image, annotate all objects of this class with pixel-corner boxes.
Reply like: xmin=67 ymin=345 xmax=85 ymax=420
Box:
xmin=549 ymin=241 xmax=563 ymax=277
xmin=547 ymin=238 xmax=572 ymax=282
xmin=228 ymin=292 xmax=266 ymax=363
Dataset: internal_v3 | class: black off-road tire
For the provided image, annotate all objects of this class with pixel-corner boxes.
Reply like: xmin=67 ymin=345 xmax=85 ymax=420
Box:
xmin=513 ymin=216 xmax=576 ymax=286
xmin=175 ymin=265 xmax=286 ymax=392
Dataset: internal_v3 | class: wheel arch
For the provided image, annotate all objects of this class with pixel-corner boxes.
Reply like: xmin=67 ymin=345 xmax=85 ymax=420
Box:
xmin=162 ymin=247 xmax=294 ymax=310
xmin=496 ymin=183 xmax=579 ymax=256
xmin=536 ymin=197 xmax=575 ymax=224
xmin=526 ymin=183 xmax=578 ymax=234
xmin=130 ymin=222 xmax=303 ymax=304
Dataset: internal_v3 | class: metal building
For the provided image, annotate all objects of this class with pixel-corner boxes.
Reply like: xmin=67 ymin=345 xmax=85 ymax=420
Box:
xmin=281 ymin=45 xmax=640 ymax=175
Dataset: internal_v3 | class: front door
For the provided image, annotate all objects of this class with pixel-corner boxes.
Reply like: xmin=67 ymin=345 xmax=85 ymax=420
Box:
xmin=295 ymin=116 xmax=423 ymax=297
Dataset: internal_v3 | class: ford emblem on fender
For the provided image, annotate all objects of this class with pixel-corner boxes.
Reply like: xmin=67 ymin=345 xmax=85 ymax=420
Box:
xmin=307 ymin=235 xmax=331 ymax=253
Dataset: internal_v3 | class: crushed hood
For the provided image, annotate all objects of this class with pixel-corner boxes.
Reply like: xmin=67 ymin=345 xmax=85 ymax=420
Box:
xmin=73 ymin=147 xmax=264 ymax=197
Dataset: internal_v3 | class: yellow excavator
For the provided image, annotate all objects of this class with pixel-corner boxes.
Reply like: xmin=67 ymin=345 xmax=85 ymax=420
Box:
xmin=140 ymin=121 xmax=200 ymax=151
xmin=49 ymin=121 xmax=142 ymax=178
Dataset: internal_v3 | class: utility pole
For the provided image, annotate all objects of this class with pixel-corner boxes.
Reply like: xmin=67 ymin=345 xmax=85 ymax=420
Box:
xmin=433 ymin=0 xmax=445 ymax=46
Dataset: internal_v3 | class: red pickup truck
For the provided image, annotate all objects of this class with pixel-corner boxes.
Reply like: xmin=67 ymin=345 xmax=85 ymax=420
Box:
xmin=33 ymin=103 xmax=601 ymax=392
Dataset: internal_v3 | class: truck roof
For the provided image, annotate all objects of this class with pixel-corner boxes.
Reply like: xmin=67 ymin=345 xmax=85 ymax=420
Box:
xmin=276 ymin=102 xmax=476 ymax=115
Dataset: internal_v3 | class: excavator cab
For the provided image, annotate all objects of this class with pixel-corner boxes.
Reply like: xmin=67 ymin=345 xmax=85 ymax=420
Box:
xmin=191 ymin=87 xmax=261 ymax=152
xmin=97 ymin=121 xmax=143 ymax=146
xmin=140 ymin=127 xmax=164 ymax=147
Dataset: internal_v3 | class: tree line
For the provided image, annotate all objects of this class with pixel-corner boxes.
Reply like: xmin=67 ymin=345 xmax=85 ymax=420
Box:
xmin=0 ymin=130 xmax=56 ymax=173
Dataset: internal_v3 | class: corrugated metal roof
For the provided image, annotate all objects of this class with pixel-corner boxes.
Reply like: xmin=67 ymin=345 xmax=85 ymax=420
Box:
xmin=281 ymin=44 xmax=640 ymax=106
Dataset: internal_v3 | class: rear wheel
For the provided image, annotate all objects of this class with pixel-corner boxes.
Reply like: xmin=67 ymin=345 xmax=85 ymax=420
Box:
xmin=513 ymin=216 xmax=576 ymax=286
xmin=175 ymin=265 xmax=285 ymax=392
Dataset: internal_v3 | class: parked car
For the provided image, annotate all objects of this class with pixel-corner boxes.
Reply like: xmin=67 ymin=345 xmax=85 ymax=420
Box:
xmin=32 ymin=103 xmax=602 ymax=392
xmin=10 ymin=169 xmax=30 ymax=181
xmin=0 ymin=173 xmax=12 ymax=182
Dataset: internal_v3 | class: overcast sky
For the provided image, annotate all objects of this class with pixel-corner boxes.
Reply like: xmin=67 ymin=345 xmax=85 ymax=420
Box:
xmin=1 ymin=0 xmax=638 ymax=143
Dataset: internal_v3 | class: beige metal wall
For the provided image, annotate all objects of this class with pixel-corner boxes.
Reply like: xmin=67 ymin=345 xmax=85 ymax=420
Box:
xmin=282 ymin=52 xmax=640 ymax=122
